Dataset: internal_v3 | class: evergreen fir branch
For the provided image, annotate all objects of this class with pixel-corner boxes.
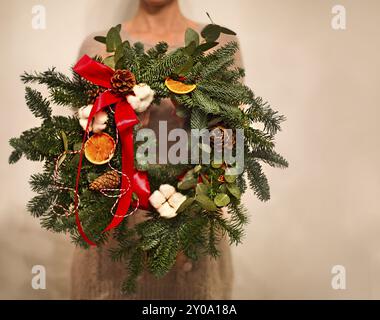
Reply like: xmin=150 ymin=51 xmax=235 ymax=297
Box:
xmin=245 ymin=151 xmax=271 ymax=201
xmin=8 ymin=150 xmax=22 ymax=164
xmin=178 ymin=213 xmax=207 ymax=260
xmin=148 ymin=231 xmax=179 ymax=277
xmin=228 ymin=202 xmax=249 ymax=228
xmin=245 ymin=98 xmax=286 ymax=135
xmin=186 ymin=41 xmax=239 ymax=81
xmin=27 ymin=193 xmax=56 ymax=218
xmin=25 ymin=87 xmax=51 ymax=120
xmin=250 ymin=148 xmax=289 ymax=168
xmin=192 ymin=90 xmax=220 ymax=114
xmin=190 ymin=108 xmax=208 ymax=130
xmin=146 ymin=42 xmax=169 ymax=59
xmin=21 ymin=69 xmax=91 ymax=107
xmin=199 ymin=55 xmax=235 ymax=80
xmin=173 ymin=94 xmax=195 ymax=108
xmin=244 ymin=127 xmax=275 ymax=150
xmin=206 ymin=219 xmax=220 ymax=258
xmin=140 ymin=50 xmax=188 ymax=83
xmin=122 ymin=247 xmax=145 ymax=294
xmin=213 ymin=213 xmax=244 ymax=245
xmin=220 ymin=67 xmax=245 ymax=83
xmin=29 ymin=172 xmax=54 ymax=193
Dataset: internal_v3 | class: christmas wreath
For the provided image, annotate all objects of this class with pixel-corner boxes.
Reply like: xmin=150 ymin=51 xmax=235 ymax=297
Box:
xmin=9 ymin=22 xmax=288 ymax=293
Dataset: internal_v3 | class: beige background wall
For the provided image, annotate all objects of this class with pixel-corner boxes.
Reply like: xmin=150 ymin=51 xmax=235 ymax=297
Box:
xmin=1 ymin=0 xmax=379 ymax=299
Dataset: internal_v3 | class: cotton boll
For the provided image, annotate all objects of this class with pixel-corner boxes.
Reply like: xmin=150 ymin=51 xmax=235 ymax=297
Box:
xmin=157 ymin=202 xmax=177 ymax=219
xmin=133 ymin=83 xmax=152 ymax=100
xmin=93 ymin=111 xmax=108 ymax=125
xmin=78 ymin=105 xmax=92 ymax=119
xmin=135 ymin=102 xmax=149 ymax=113
xmin=168 ymin=192 xmax=187 ymax=211
xmin=127 ymin=95 xmax=142 ymax=111
xmin=79 ymin=118 xmax=92 ymax=131
xmin=92 ymin=123 xmax=107 ymax=133
xmin=138 ymin=99 xmax=152 ymax=112
xmin=159 ymin=184 xmax=176 ymax=199
xmin=149 ymin=190 xmax=166 ymax=209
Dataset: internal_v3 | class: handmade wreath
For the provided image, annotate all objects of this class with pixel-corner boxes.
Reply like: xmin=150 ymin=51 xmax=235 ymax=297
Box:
xmin=9 ymin=22 xmax=287 ymax=293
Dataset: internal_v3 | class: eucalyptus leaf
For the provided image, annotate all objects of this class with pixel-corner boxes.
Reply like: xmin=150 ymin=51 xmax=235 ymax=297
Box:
xmin=94 ymin=36 xmax=106 ymax=44
xmin=177 ymin=197 xmax=194 ymax=213
xmin=196 ymin=183 xmax=208 ymax=195
xmin=226 ymin=183 xmax=241 ymax=199
xmin=183 ymin=169 xmax=194 ymax=180
xmin=225 ymin=167 xmax=238 ymax=183
xmin=184 ymin=41 xmax=197 ymax=56
xmin=195 ymin=41 xmax=219 ymax=54
xmin=57 ymin=154 xmax=66 ymax=168
xmin=185 ymin=28 xmax=200 ymax=47
xmin=60 ymin=131 xmax=68 ymax=152
xmin=211 ymin=161 xmax=223 ymax=169
xmin=201 ymin=24 xmax=221 ymax=42
xmin=193 ymin=165 xmax=202 ymax=173
xmin=214 ymin=193 xmax=230 ymax=207
xmin=174 ymin=56 xmax=194 ymax=75
xmin=103 ymin=55 xmax=116 ymax=69
xmin=178 ymin=178 xmax=197 ymax=190
xmin=195 ymin=194 xmax=218 ymax=211
xmin=106 ymin=26 xmax=122 ymax=53
xmin=220 ymin=26 xmax=237 ymax=35
xmin=224 ymin=174 xmax=237 ymax=183
xmin=114 ymin=43 xmax=127 ymax=66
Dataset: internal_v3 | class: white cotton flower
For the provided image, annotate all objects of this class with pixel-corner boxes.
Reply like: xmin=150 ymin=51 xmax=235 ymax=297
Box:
xmin=157 ymin=202 xmax=178 ymax=219
xmin=127 ymin=83 xmax=155 ymax=113
xmin=159 ymin=184 xmax=176 ymax=199
xmin=77 ymin=106 xmax=108 ymax=133
xmin=78 ymin=105 xmax=92 ymax=119
xmin=149 ymin=184 xmax=186 ymax=219
xmin=149 ymin=190 xmax=166 ymax=209
xmin=92 ymin=123 xmax=107 ymax=133
xmin=133 ymin=83 xmax=153 ymax=100
xmin=167 ymin=192 xmax=187 ymax=211
xmin=93 ymin=111 xmax=108 ymax=125
xmin=79 ymin=118 xmax=92 ymax=131
xmin=127 ymin=95 xmax=142 ymax=111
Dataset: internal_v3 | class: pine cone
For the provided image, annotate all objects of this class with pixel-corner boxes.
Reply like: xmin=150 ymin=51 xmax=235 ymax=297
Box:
xmin=210 ymin=125 xmax=236 ymax=152
xmin=89 ymin=171 xmax=120 ymax=191
xmin=86 ymin=87 xmax=106 ymax=105
xmin=110 ymin=69 xmax=136 ymax=95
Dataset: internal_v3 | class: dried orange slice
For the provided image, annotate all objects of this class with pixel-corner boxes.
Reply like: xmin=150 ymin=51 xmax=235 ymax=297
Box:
xmin=165 ymin=78 xmax=196 ymax=94
xmin=84 ymin=132 xmax=115 ymax=165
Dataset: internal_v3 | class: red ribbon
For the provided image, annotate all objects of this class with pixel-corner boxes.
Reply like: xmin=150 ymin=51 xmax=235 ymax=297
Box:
xmin=73 ymin=55 xmax=150 ymax=246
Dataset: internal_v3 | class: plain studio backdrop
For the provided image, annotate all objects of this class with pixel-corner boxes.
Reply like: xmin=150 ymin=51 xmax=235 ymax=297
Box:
xmin=0 ymin=0 xmax=379 ymax=299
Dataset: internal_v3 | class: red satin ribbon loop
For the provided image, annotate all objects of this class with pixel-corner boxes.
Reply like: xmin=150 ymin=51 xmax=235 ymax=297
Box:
xmin=72 ymin=55 xmax=150 ymax=246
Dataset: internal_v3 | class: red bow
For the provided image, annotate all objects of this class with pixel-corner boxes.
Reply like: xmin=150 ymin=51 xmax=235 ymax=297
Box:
xmin=73 ymin=55 xmax=150 ymax=246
